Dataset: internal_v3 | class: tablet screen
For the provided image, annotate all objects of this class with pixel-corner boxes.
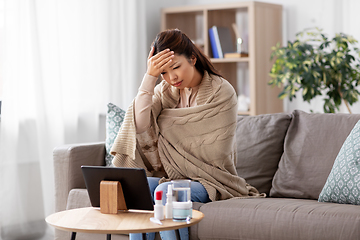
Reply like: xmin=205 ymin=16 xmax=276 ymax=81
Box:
xmin=81 ymin=166 xmax=154 ymax=211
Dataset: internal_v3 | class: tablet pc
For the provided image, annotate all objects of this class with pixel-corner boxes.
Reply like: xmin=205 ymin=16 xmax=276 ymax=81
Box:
xmin=81 ymin=166 xmax=154 ymax=211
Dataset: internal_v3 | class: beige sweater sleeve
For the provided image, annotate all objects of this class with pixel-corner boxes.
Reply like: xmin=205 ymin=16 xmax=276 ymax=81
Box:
xmin=134 ymin=74 xmax=158 ymax=134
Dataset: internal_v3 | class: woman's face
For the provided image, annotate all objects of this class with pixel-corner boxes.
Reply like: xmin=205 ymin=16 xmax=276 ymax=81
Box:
xmin=160 ymin=54 xmax=202 ymax=89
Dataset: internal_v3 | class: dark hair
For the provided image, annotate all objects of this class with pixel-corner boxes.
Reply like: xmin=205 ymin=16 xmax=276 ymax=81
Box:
xmin=152 ymin=29 xmax=222 ymax=78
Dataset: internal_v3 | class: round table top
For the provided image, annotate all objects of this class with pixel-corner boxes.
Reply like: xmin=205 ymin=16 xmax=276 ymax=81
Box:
xmin=46 ymin=207 xmax=204 ymax=234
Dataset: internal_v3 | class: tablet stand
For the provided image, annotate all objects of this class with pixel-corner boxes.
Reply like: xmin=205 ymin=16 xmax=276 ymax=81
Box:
xmin=100 ymin=180 xmax=127 ymax=214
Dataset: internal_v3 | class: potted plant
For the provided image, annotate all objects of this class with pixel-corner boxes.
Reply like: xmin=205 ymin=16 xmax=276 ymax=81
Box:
xmin=269 ymin=28 xmax=360 ymax=113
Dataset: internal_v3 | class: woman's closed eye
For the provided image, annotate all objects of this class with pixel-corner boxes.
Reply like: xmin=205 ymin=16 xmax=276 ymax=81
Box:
xmin=162 ymin=66 xmax=179 ymax=74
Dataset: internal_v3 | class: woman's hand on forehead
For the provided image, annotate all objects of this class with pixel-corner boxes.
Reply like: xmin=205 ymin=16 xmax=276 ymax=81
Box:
xmin=147 ymin=47 xmax=174 ymax=78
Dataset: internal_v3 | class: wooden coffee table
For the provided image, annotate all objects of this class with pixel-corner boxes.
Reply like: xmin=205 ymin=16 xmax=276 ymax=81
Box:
xmin=46 ymin=207 xmax=204 ymax=240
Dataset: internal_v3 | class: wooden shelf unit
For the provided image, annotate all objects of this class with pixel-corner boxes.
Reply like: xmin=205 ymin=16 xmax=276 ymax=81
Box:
xmin=161 ymin=1 xmax=283 ymax=115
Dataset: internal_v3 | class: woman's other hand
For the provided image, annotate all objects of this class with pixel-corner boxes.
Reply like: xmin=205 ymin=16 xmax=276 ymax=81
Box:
xmin=146 ymin=47 xmax=174 ymax=77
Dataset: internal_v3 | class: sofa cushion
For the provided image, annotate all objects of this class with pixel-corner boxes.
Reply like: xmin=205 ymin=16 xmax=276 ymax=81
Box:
xmin=66 ymin=189 xmax=92 ymax=210
xmin=270 ymin=110 xmax=360 ymax=200
xmin=197 ymin=198 xmax=360 ymax=240
xmin=105 ymin=103 xmax=126 ymax=166
xmin=318 ymin=119 xmax=360 ymax=204
xmin=236 ymin=113 xmax=292 ymax=195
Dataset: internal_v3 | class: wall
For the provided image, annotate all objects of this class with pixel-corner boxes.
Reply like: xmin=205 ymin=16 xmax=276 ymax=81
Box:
xmin=145 ymin=0 xmax=187 ymax=50
xmin=146 ymin=0 xmax=360 ymax=114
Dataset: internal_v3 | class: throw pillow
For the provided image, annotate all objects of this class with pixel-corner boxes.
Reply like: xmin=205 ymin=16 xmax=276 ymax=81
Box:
xmin=105 ymin=103 xmax=126 ymax=166
xmin=236 ymin=113 xmax=292 ymax=195
xmin=270 ymin=110 xmax=360 ymax=200
xmin=318 ymin=120 xmax=360 ymax=205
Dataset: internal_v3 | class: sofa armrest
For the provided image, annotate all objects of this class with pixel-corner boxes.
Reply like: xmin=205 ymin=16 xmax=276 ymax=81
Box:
xmin=53 ymin=142 xmax=106 ymax=212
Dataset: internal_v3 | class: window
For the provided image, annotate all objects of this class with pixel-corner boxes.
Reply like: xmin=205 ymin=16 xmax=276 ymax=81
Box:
xmin=0 ymin=0 xmax=3 ymax=115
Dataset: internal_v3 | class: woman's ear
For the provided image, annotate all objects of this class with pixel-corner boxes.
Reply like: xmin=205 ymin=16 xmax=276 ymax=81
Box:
xmin=191 ymin=55 xmax=197 ymax=66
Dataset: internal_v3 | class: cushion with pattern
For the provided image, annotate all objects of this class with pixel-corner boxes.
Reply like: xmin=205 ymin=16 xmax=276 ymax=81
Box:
xmin=105 ymin=103 xmax=126 ymax=166
xmin=318 ymin=120 xmax=360 ymax=205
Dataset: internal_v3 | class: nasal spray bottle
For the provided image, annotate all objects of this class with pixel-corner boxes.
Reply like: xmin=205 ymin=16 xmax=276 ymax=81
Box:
xmin=154 ymin=191 xmax=164 ymax=220
xmin=165 ymin=184 xmax=173 ymax=219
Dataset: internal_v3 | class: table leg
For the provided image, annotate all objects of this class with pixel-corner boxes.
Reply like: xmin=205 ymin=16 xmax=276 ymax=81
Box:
xmin=175 ymin=229 xmax=181 ymax=240
xmin=106 ymin=234 xmax=111 ymax=240
xmin=71 ymin=232 xmax=76 ymax=240
xmin=142 ymin=233 xmax=147 ymax=240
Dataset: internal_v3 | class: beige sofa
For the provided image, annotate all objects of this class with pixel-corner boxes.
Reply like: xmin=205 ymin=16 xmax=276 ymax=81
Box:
xmin=53 ymin=110 xmax=360 ymax=240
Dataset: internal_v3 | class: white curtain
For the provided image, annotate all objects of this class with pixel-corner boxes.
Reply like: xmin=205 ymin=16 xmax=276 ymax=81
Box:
xmin=0 ymin=0 xmax=146 ymax=239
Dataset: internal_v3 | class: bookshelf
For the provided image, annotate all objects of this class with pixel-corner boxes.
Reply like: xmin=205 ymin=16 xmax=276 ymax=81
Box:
xmin=161 ymin=1 xmax=283 ymax=115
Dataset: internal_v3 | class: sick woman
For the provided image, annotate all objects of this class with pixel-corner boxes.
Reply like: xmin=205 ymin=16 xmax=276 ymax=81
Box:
xmin=111 ymin=29 xmax=263 ymax=240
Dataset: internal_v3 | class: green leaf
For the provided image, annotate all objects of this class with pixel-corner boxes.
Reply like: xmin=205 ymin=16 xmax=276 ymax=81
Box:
xmin=336 ymin=52 xmax=344 ymax=57
xmin=278 ymin=91 xmax=288 ymax=100
xmin=303 ymin=87 xmax=308 ymax=96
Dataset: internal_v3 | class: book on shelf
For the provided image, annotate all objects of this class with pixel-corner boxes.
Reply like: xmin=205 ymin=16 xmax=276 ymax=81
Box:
xmin=208 ymin=26 xmax=221 ymax=58
xmin=224 ymin=52 xmax=249 ymax=58
xmin=217 ymin=26 xmax=235 ymax=57
xmin=209 ymin=26 xmax=236 ymax=58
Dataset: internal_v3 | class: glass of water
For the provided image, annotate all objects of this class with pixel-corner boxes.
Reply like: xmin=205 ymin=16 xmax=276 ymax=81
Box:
xmin=171 ymin=179 xmax=192 ymax=222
